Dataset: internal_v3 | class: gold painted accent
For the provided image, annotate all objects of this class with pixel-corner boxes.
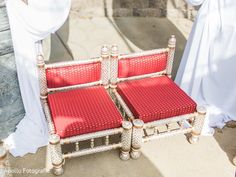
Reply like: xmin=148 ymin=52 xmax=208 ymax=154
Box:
xmin=192 ymin=131 xmax=201 ymax=136
xmin=110 ymin=85 xmax=117 ymax=89
xmin=49 ymin=141 xmax=59 ymax=145
xmin=40 ymin=95 xmax=48 ymax=99
xmin=121 ymin=149 xmax=130 ymax=152
xmin=131 ymin=147 xmax=140 ymax=151
xmin=104 ymin=85 xmax=109 ymax=89
xmin=133 ymin=120 xmax=144 ymax=128
xmin=37 ymin=63 xmax=45 ymax=68
xmin=128 ymin=117 xmax=134 ymax=121
xmin=0 ymin=153 xmax=7 ymax=160
xmin=122 ymin=121 xmax=132 ymax=130
xmin=198 ymin=112 xmax=206 ymax=116
xmin=133 ymin=125 xmax=143 ymax=129
xmin=52 ymin=159 xmax=64 ymax=167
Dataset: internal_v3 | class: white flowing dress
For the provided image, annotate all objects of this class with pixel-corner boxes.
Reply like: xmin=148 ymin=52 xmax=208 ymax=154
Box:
xmin=5 ymin=0 xmax=71 ymax=157
xmin=175 ymin=0 xmax=236 ymax=135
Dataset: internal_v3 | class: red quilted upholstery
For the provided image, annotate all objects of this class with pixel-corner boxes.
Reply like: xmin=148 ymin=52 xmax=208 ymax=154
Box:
xmin=118 ymin=52 xmax=168 ymax=78
xmin=46 ymin=62 xmax=101 ymax=88
xmin=117 ymin=76 xmax=197 ymax=123
xmin=48 ymin=86 xmax=123 ymax=138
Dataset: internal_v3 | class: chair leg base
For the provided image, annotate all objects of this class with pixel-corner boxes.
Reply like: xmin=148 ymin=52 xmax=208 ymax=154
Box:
xmin=188 ymin=134 xmax=199 ymax=144
xmin=52 ymin=166 xmax=64 ymax=176
xmin=120 ymin=150 xmax=130 ymax=161
xmin=130 ymin=148 xmax=141 ymax=159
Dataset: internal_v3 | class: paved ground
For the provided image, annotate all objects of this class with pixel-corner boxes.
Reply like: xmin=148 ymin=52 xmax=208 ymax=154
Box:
xmin=7 ymin=3 xmax=236 ymax=177
xmin=9 ymin=127 xmax=236 ymax=177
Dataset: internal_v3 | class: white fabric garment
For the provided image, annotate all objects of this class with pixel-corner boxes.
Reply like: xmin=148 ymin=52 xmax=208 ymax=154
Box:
xmin=175 ymin=0 xmax=236 ymax=135
xmin=4 ymin=0 xmax=71 ymax=157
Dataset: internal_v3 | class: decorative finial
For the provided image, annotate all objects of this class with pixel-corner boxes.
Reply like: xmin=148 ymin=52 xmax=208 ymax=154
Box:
xmin=101 ymin=44 xmax=109 ymax=58
xmin=111 ymin=44 xmax=118 ymax=57
xmin=168 ymin=35 xmax=176 ymax=48
xmin=49 ymin=134 xmax=60 ymax=145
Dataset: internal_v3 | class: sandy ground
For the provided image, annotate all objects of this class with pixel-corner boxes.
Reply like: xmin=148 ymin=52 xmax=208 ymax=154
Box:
xmin=8 ymin=127 xmax=236 ymax=177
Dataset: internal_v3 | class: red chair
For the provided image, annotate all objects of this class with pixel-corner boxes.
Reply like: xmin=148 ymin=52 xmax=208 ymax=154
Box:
xmin=109 ymin=35 xmax=206 ymax=159
xmin=36 ymin=43 xmax=132 ymax=175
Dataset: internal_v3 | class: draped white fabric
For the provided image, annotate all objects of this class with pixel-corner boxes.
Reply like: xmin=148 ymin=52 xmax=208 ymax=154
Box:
xmin=4 ymin=0 xmax=71 ymax=157
xmin=175 ymin=0 xmax=236 ymax=135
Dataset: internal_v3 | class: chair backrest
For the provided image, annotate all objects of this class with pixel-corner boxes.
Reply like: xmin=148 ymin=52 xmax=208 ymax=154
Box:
xmin=36 ymin=44 xmax=110 ymax=96
xmin=110 ymin=35 xmax=176 ymax=86
xmin=118 ymin=50 xmax=168 ymax=78
xmin=46 ymin=60 xmax=102 ymax=89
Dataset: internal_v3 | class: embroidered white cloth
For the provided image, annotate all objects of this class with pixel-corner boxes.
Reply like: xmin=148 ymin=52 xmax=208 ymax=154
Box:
xmin=175 ymin=0 xmax=236 ymax=135
xmin=5 ymin=0 xmax=71 ymax=157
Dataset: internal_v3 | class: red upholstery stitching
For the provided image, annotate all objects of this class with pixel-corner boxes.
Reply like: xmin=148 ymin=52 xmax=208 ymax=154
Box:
xmin=46 ymin=62 xmax=101 ymax=88
xmin=117 ymin=76 xmax=197 ymax=123
xmin=118 ymin=52 xmax=167 ymax=78
xmin=48 ymin=86 xmax=123 ymax=138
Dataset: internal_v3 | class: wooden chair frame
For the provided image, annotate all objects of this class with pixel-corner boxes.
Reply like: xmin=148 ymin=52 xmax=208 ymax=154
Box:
xmin=36 ymin=42 xmax=132 ymax=175
xmin=109 ymin=35 xmax=206 ymax=159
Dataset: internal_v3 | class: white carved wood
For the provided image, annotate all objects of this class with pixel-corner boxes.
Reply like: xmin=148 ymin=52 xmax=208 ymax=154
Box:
xmin=46 ymin=58 xmax=102 ymax=69
xmin=166 ymin=35 xmax=176 ymax=76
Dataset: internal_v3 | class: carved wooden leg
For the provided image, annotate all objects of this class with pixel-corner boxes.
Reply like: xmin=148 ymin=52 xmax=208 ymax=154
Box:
xmin=0 ymin=146 xmax=12 ymax=177
xmin=120 ymin=121 xmax=132 ymax=160
xmin=189 ymin=106 xmax=206 ymax=144
xmin=131 ymin=119 xmax=144 ymax=159
xmin=49 ymin=134 xmax=64 ymax=175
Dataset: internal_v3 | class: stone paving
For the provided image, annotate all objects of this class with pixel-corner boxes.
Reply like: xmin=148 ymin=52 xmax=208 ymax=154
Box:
xmin=0 ymin=1 xmax=24 ymax=140
xmin=8 ymin=127 xmax=236 ymax=177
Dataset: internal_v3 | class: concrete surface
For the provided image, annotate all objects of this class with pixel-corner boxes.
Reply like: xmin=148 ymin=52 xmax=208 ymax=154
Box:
xmin=0 ymin=2 xmax=24 ymax=139
xmin=9 ymin=127 xmax=236 ymax=177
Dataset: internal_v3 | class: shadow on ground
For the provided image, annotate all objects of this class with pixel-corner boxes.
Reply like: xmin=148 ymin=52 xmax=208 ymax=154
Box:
xmin=214 ymin=127 xmax=236 ymax=165
xmin=45 ymin=17 xmax=74 ymax=64
xmin=112 ymin=17 xmax=186 ymax=79
xmin=9 ymin=147 xmax=164 ymax=177
xmin=111 ymin=0 xmax=187 ymax=79
xmin=45 ymin=0 xmax=187 ymax=79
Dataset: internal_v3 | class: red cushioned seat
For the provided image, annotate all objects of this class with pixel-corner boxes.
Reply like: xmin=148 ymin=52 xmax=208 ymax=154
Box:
xmin=48 ymin=86 xmax=123 ymax=138
xmin=117 ymin=76 xmax=197 ymax=123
